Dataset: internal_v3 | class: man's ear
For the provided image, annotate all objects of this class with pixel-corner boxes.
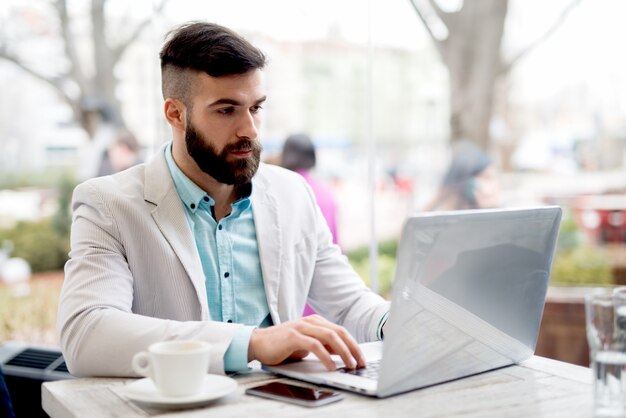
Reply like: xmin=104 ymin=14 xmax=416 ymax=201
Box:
xmin=164 ymin=98 xmax=186 ymax=131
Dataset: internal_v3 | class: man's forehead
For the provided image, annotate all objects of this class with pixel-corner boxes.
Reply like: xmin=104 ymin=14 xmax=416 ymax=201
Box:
xmin=193 ymin=70 xmax=266 ymax=102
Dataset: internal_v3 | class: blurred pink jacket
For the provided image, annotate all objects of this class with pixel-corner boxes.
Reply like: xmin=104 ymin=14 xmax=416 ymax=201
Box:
xmin=297 ymin=169 xmax=339 ymax=317
xmin=297 ymin=170 xmax=339 ymax=245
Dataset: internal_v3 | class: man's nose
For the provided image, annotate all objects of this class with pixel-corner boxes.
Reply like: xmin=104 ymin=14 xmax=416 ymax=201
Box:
xmin=237 ymin=111 xmax=259 ymax=140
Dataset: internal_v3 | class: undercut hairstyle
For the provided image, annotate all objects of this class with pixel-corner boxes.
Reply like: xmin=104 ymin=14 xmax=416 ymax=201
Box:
xmin=159 ymin=21 xmax=267 ymax=106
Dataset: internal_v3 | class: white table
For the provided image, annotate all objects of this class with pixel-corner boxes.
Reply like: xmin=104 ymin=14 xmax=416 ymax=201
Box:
xmin=42 ymin=356 xmax=593 ymax=417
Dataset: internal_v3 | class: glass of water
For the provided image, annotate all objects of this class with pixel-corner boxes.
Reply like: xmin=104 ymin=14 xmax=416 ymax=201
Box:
xmin=585 ymin=289 xmax=626 ymax=417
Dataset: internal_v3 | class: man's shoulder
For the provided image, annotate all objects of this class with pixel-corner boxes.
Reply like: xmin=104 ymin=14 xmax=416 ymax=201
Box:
xmin=75 ymin=163 xmax=147 ymax=200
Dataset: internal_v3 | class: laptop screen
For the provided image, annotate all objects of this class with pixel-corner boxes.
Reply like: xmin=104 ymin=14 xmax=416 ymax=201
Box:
xmin=415 ymin=208 xmax=560 ymax=347
xmin=377 ymin=206 xmax=561 ymax=396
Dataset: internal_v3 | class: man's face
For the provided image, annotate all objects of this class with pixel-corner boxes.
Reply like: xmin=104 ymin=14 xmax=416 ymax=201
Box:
xmin=184 ymin=70 xmax=265 ymax=186
xmin=185 ymin=115 xmax=262 ymax=186
xmin=474 ymin=166 xmax=500 ymax=209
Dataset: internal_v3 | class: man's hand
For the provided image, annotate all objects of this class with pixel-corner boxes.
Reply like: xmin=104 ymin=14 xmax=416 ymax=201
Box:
xmin=248 ymin=315 xmax=365 ymax=371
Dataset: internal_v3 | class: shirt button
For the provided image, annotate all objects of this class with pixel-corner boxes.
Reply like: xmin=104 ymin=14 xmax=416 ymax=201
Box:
xmin=203 ymin=196 xmax=209 ymax=202
xmin=224 ymin=272 xmax=230 ymax=278
xmin=190 ymin=203 xmax=196 ymax=209
xmin=227 ymin=319 xmax=233 ymax=323
xmin=218 ymin=224 xmax=223 ymax=230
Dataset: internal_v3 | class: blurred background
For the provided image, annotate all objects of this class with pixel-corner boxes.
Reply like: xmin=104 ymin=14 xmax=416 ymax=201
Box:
xmin=1 ymin=0 xmax=625 ymax=367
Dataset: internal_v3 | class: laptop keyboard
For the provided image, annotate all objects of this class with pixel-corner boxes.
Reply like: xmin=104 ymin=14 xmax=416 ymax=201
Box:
xmin=339 ymin=359 xmax=381 ymax=380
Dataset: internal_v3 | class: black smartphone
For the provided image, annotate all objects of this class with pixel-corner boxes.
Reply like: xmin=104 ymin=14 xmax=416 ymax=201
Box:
xmin=245 ymin=382 xmax=344 ymax=407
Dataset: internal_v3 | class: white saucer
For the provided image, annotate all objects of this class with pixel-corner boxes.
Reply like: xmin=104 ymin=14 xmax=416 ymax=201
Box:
xmin=120 ymin=374 xmax=238 ymax=409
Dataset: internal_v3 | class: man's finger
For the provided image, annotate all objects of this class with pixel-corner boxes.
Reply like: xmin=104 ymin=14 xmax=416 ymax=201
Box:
xmin=294 ymin=334 xmax=337 ymax=371
xmin=302 ymin=316 xmax=366 ymax=367
xmin=295 ymin=322 xmax=357 ymax=369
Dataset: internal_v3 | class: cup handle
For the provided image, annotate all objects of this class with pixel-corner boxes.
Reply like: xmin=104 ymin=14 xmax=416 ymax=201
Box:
xmin=131 ymin=351 xmax=152 ymax=378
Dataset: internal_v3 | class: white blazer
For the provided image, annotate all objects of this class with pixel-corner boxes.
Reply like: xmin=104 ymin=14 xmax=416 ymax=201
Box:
xmin=58 ymin=144 xmax=389 ymax=377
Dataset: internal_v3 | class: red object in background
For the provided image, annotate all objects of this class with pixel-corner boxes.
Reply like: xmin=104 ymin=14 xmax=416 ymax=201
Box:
xmin=575 ymin=194 xmax=626 ymax=244
xmin=394 ymin=176 xmax=414 ymax=194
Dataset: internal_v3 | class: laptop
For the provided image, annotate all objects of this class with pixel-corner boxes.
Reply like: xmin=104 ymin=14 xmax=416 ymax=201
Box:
xmin=263 ymin=206 xmax=562 ymax=397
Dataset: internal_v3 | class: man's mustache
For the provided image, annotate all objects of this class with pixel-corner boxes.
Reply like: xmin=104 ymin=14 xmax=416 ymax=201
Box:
xmin=224 ymin=139 xmax=262 ymax=154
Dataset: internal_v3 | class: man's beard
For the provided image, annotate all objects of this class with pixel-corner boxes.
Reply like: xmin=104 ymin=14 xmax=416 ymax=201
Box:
xmin=184 ymin=119 xmax=262 ymax=186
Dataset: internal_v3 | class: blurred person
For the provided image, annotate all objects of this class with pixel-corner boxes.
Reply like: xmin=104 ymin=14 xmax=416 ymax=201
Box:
xmin=281 ymin=133 xmax=340 ymax=317
xmin=281 ymin=133 xmax=339 ymax=246
xmin=58 ymin=21 xmax=389 ymax=378
xmin=425 ymin=141 xmax=500 ymax=211
xmin=97 ymin=129 xmax=143 ymax=176
xmin=76 ymin=103 xmax=118 ymax=180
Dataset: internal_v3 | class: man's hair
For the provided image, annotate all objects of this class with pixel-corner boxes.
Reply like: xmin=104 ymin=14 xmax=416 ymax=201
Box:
xmin=281 ymin=133 xmax=316 ymax=171
xmin=159 ymin=21 xmax=267 ymax=106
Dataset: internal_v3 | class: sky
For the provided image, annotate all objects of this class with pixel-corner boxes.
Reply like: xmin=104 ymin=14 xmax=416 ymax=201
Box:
xmin=156 ymin=0 xmax=430 ymax=50
xmin=507 ymin=0 xmax=626 ymax=108
xmin=5 ymin=0 xmax=625 ymax=109
xmin=154 ymin=0 xmax=626 ymax=112
xmin=3 ymin=0 xmax=626 ymax=148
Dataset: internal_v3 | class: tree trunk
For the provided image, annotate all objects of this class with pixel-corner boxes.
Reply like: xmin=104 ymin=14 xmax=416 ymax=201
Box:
xmin=410 ymin=0 xmax=580 ymax=152
xmin=87 ymin=0 xmax=124 ymax=129
xmin=440 ymin=0 xmax=508 ymax=149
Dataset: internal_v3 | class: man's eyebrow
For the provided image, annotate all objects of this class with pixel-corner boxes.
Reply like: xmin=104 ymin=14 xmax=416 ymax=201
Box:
xmin=208 ymin=96 xmax=267 ymax=107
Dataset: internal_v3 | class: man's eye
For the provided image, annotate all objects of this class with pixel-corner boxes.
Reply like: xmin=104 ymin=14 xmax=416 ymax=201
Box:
xmin=217 ymin=107 xmax=235 ymax=115
xmin=250 ymin=105 xmax=263 ymax=114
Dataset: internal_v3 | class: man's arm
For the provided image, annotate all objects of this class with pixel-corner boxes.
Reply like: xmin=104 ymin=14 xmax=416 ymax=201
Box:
xmin=305 ymin=210 xmax=390 ymax=342
xmin=276 ymin=171 xmax=390 ymax=343
xmin=58 ymin=181 xmax=240 ymax=377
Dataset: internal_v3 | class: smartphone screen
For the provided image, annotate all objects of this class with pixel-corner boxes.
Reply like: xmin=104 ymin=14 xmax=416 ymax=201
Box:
xmin=245 ymin=382 xmax=344 ymax=407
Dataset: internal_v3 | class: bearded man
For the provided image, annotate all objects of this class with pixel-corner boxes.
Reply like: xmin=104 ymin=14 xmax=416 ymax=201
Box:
xmin=58 ymin=22 xmax=389 ymax=377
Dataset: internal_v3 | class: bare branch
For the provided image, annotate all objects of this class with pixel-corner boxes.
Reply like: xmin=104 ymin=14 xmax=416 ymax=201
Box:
xmin=55 ymin=0 xmax=87 ymax=90
xmin=426 ymin=0 xmax=455 ymax=29
xmin=112 ymin=0 xmax=169 ymax=63
xmin=0 ymin=52 xmax=79 ymax=118
xmin=407 ymin=0 xmax=440 ymax=45
xmin=499 ymin=0 xmax=582 ymax=76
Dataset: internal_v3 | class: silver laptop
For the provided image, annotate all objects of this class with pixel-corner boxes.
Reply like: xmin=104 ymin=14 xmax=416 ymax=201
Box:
xmin=263 ymin=206 xmax=562 ymax=397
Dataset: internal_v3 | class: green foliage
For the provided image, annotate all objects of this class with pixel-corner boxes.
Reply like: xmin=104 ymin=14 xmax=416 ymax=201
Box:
xmin=557 ymin=210 xmax=584 ymax=252
xmin=51 ymin=175 xmax=77 ymax=238
xmin=347 ymin=239 xmax=399 ymax=298
xmin=551 ymin=246 xmax=613 ymax=285
xmin=550 ymin=207 xmax=614 ymax=285
xmin=0 ymin=175 xmax=75 ymax=273
xmin=350 ymin=254 xmax=396 ymax=298
xmin=347 ymin=239 xmax=398 ymax=262
xmin=0 ymin=167 xmax=76 ymax=189
xmin=0 ymin=220 xmax=69 ymax=273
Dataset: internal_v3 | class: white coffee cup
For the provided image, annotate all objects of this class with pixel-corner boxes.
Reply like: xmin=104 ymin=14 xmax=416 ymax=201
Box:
xmin=132 ymin=340 xmax=211 ymax=397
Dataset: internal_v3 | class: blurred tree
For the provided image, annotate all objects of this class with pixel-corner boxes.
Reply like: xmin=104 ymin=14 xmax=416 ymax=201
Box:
xmin=409 ymin=0 xmax=581 ymax=150
xmin=0 ymin=0 xmax=167 ymax=138
xmin=52 ymin=175 xmax=76 ymax=238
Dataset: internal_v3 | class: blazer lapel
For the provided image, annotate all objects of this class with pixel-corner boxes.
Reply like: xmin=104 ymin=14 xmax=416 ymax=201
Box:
xmin=144 ymin=145 xmax=209 ymax=319
xmin=251 ymin=166 xmax=282 ymax=323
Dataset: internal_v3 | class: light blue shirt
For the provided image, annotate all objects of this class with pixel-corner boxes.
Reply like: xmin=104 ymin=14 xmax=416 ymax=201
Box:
xmin=164 ymin=144 xmax=272 ymax=372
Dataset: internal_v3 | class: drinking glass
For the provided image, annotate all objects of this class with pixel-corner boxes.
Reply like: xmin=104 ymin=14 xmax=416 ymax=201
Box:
xmin=585 ymin=290 xmax=626 ymax=417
